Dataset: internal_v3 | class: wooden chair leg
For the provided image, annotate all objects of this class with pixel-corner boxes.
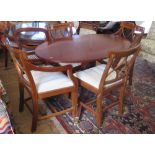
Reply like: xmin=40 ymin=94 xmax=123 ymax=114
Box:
xmin=118 ymin=86 xmax=125 ymax=115
xmin=31 ymin=99 xmax=39 ymax=132
xmin=19 ymin=83 xmax=24 ymax=112
xmin=129 ymin=64 xmax=134 ymax=85
xmin=71 ymin=91 xmax=78 ymax=118
xmin=96 ymin=97 xmax=103 ymax=128
xmin=78 ymin=102 xmax=84 ymax=120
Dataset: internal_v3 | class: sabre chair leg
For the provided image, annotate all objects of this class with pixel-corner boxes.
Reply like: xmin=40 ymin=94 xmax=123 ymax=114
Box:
xmin=78 ymin=102 xmax=84 ymax=120
xmin=31 ymin=99 xmax=39 ymax=132
xmin=19 ymin=83 xmax=24 ymax=112
xmin=71 ymin=91 xmax=79 ymax=125
xmin=71 ymin=91 xmax=78 ymax=119
xmin=96 ymin=97 xmax=103 ymax=128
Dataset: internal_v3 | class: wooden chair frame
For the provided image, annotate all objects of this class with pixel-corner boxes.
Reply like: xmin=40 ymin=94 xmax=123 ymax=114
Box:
xmin=78 ymin=44 xmax=141 ymax=128
xmin=114 ymin=22 xmax=145 ymax=43
xmin=48 ymin=22 xmax=74 ymax=42
xmin=113 ymin=22 xmax=145 ymax=85
xmin=14 ymin=27 xmax=51 ymax=49
xmin=13 ymin=27 xmax=51 ymax=63
xmin=77 ymin=21 xmax=99 ymax=34
xmin=7 ymin=46 xmax=78 ymax=132
xmin=47 ymin=22 xmax=84 ymax=71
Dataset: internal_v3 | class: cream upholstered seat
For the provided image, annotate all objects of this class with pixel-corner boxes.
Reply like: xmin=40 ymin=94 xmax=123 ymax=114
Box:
xmin=77 ymin=22 xmax=98 ymax=35
xmin=59 ymin=63 xmax=81 ymax=68
xmin=24 ymin=70 xmax=73 ymax=93
xmin=79 ymin=28 xmax=96 ymax=35
xmin=74 ymin=64 xmax=120 ymax=89
xmin=27 ymin=54 xmax=40 ymax=60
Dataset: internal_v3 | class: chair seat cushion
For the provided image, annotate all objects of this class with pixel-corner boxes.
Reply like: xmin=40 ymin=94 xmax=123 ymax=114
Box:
xmin=24 ymin=67 xmax=73 ymax=93
xmin=74 ymin=64 xmax=118 ymax=89
xmin=9 ymin=41 xmax=18 ymax=48
xmin=27 ymin=54 xmax=40 ymax=60
xmin=59 ymin=63 xmax=81 ymax=68
xmin=79 ymin=28 xmax=96 ymax=35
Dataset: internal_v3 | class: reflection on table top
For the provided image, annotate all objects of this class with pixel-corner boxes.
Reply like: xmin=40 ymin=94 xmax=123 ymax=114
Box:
xmin=35 ymin=34 xmax=131 ymax=63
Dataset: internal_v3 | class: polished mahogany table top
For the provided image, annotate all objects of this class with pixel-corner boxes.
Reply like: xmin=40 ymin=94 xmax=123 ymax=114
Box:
xmin=35 ymin=34 xmax=131 ymax=63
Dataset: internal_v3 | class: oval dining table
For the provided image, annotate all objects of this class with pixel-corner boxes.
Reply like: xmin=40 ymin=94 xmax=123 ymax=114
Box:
xmin=35 ymin=34 xmax=131 ymax=64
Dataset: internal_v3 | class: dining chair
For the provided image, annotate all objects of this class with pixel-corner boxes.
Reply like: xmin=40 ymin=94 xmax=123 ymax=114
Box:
xmin=97 ymin=22 xmax=135 ymax=67
xmin=115 ymin=22 xmax=145 ymax=85
xmin=77 ymin=21 xmax=99 ymax=35
xmin=48 ymin=22 xmax=74 ymax=41
xmin=74 ymin=44 xmax=141 ymax=128
xmin=48 ymin=22 xmax=81 ymax=70
xmin=13 ymin=27 xmax=51 ymax=64
xmin=7 ymin=45 xmax=78 ymax=132
xmin=130 ymin=25 xmax=145 ymax=46
xmin=127 ymin=25 xmax=145 ymax=85
xmin=116 ymin=22 xmax=145 ymax=44
xmin=100 ymin=22 xmax=144 ymax=85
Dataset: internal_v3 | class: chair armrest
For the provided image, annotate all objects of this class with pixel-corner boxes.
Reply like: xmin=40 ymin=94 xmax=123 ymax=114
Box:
xmin=26 ymin=60 xmax=73 ymax=73
xmin=25 ymin=61 xmax=78 ymax=87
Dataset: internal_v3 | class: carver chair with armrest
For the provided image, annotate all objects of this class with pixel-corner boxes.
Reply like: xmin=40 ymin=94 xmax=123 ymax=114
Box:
xmin=13 ymin=27 xmax=51 ymax=64
xmin=7 ymin=45 xmax=78 ymax=132
xmin=74 ymin=44 xmax=140 ymax=128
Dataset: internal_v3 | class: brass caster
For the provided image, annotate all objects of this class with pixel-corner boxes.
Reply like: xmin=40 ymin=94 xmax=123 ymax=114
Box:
xmin=73 ymin=117 xmax=79 ymax=125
